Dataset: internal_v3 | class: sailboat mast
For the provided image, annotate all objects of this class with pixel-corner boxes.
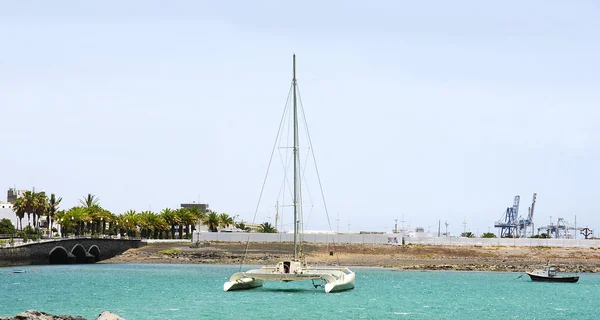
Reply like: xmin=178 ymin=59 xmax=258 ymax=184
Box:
xmin=292 ymin=54 xmax=299 ymax=261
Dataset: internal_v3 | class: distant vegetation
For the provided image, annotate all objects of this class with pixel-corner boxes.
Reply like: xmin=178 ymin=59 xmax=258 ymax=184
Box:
xmin=9 ymin=191 xmax=274 ymax=240
xmin=481 ymin=232 xmax=497 ymax=238
xmin=0 ymin=218 xmax=15 ymax=234
xmin=529 ymin=233 xmax=551 ymax=239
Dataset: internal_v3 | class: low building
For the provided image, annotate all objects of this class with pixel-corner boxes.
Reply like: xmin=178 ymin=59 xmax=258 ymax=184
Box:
xmin=0 ymin=203 xmax=17 ymax=229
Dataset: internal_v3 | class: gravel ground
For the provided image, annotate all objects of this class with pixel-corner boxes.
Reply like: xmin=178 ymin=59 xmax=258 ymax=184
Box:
xmin=100 ymin=241 xmax=600 ymax=273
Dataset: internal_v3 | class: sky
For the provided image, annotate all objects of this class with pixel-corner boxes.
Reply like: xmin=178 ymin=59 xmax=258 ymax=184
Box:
xmin=1 ymin=1 xmax=599 ymax=236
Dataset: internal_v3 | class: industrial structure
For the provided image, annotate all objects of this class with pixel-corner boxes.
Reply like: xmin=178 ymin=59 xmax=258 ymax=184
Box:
xmin=494 ymin=193 xmax=538 ymax=238
xmin=494 ymin=195 xmax=520 ymax=237
xmin=537 ymin=216 xmax=593 ymax=239
xmin=517 ymin=193 xmax=537 ymax=237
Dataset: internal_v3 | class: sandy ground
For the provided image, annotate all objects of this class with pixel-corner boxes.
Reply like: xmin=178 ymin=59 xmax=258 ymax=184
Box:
xmin=101 ymin=241 xmax=600 ymax=273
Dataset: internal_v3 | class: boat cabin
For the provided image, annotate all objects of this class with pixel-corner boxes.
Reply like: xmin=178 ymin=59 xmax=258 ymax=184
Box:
xmin=276 ymin=261 xmax=303 ymax=274
xmin=544 ymin=266 xmax=557 ymax=277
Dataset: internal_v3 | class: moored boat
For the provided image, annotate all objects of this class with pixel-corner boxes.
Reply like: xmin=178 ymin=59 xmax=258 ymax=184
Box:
xmin=526 ymin=266 xmax=579 ymax=283
xmin=223 ymin=55 xmax=355 ymax=293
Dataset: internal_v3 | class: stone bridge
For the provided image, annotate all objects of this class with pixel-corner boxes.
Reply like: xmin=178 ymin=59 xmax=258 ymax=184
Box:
xmin=0 ymin=238 xmax=143 ymax=267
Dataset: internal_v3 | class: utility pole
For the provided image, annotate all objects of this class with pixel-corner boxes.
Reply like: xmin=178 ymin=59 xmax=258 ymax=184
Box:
xmin=463 ymin=217 xmax=467 ymax=234
xmin=438 ymin=220 xmax=441 ymax=237
xmin=394 ymin=219 xmax=398 ymax=233
xmin=445 ymin=221 xmax=449 ymax=237
xmin=336 ymin=213 xmax=340 ymax=233
xmin=400 ymin=215 xmax=405 ymax=234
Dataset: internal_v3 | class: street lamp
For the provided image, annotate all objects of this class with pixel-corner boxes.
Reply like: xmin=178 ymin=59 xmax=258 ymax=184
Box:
xmin=100 ymin=217 xmax=104 ymax=237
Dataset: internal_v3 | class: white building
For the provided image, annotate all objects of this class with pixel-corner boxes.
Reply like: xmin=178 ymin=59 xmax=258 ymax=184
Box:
xmin=0 ymin=202 xmax=17 ymax=228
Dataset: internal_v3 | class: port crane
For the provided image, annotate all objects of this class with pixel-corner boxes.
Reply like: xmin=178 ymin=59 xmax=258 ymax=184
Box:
xmin=517 ymin=193 xmax=537 ymax=237
xmin=494 ymin=195 xmax=520 ymax=237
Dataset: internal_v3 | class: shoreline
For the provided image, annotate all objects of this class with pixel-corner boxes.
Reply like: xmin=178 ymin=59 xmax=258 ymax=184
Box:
xmin=99 ymin=241 xmax=600 ymax=273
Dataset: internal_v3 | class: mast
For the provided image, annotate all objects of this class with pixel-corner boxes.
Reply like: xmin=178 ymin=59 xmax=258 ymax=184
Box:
xmin=292 ymin=54 xmax=299 ymax=260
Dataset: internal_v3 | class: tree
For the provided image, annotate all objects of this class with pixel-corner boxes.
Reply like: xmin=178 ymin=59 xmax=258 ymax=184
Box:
xmin=205 ymin=211 xmax=220 ymax=232
xmin=79 ymin=193 xmax=100 ymax=208
xmin=47 ymin=194 xmax=62 ymax=236
xmin=0 ymin=218 xmax=16 ymax=234
xmin=19 ymin=191 xmax=47 ymax=233
xmin=461 ymin=232 xmax=475 ymax=238
xmin=121 ymin=210 xmax=137 ymax=238
xmin=34 ymin=192 xmax=48 ymax=233
xmin=530 ymin=233 xmax=551 ymax=239
xmin=235 ymin=222 xmax=251 ymax=232
xmin=64 ymin=206 xmax=88 ymax=236
xmin=258 ymin=222 xmax=277 ymax=233
xmin=481 ymin=232 xmax=497 ymax=238
xmin=160 ymin=208 xmax=180 ymax=239
xmin=12 ymin=197 xmax=26 ymax=230
xmin=185 ymin=206 xmax=206 ymax=232
xmin=218 ymin=213 xmax=234 ymax=229
xmin=21 ymin=191 xmax=38 ymax=228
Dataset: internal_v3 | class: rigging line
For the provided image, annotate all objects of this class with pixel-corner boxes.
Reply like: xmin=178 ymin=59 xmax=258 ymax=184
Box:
xmin=296 ymin=84 xmax=340 ymax=265
xmin=276 ymin=145 xmax=295 ymax=202
xmin=239 ymin=81 xmax=294 ymax=271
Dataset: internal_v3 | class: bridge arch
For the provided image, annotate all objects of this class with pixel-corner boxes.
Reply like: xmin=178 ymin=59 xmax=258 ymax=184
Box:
xmin=88 ymin=245 xmax=101 ymax=262
xmin=71 ymin=244 xmax=87 ymax=263
xmin=49 ymin=246 xmax=70 ymax=264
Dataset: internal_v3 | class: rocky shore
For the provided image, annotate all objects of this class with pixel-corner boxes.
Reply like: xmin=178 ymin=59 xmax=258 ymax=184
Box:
xmin=101 ymin=241 xmax=600 ymax=273
xmin=0 ymin=311 xmax=123 ymax=320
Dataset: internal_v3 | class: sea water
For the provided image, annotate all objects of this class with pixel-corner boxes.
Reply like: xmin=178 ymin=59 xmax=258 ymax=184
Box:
xmin=0 ymin=264 xmax=598 ymax=319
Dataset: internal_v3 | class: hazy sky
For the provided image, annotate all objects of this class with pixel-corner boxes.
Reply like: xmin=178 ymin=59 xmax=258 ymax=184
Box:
xmin=1 ymin=1 xmax=599 ymax=236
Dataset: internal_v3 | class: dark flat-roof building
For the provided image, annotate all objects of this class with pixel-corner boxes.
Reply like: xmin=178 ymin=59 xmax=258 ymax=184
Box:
xmin=181 ymin=202 xmax=210 ymax=213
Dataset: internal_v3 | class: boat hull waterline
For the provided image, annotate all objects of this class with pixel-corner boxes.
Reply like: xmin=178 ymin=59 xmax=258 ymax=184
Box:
xmin=526 ymin=273 xmax=579 ymax=283
xmin=224 ymin=266 xmax=355 ymax=293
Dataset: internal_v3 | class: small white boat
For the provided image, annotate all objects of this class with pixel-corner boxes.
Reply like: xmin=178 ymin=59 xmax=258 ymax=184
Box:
xmin=12 ymin=269 xmax=26 ymax=274
xmin=224 ymin=55 xmax=355 ymax=294
xmin=526 ymin=266 xmax=579 ymax=283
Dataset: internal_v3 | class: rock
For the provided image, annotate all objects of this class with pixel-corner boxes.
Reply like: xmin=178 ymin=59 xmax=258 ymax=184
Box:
xmin=0 ymin=310 xmax=86 ymax=320
xmin=0 ymin=311 xmax=124 ymax=320
xmin=95 ymin=311 xmax=124 ymax=320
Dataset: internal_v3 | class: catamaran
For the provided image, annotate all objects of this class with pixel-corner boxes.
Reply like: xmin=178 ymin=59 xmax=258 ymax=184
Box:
xmin=223 ymin=55 xmax=355 ymax=293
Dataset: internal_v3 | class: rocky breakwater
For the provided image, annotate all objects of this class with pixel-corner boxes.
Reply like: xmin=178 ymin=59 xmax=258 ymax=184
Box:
xmin=0 ymin=310 xmax=124 ymax=320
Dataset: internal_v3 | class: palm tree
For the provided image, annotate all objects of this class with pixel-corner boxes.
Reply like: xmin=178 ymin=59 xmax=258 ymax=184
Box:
xmin=47 ymin=194 xmax=62 ymax=236
xmin=258 ymin=222 xmax=277 ymax=233
xmin=12 ymin=197 xmax=26 ymax=230
xmin=121 ymin=210 xmax=137 ymax=238
xmin=21 ymin=191 xmax=37 ymax=228
xmin=235 ymin=222 xmax=251 ymax=232
xmin=143 ymin=211 xmax=167 ymax=239
xmin=64 ymin=206 xmax=88 ymax=236
xmin=79 ymin=193 xmax=100 ymax=208
xmin=205 ymin=211 xmax=220 ymax=232
xmin=218 ymin=213 xmax=234 ymax=229
xmin=34 ymin=192 xmax=48 ymax=236
xmin=160 ymin=208 xmax=180 ymax=239
xmin=185 ymin=206 xmax=207 ymax=233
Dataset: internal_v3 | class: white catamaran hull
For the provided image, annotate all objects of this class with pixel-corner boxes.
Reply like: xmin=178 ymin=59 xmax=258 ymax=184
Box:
xmin=224 ymin=262 xmax=355 ymax=293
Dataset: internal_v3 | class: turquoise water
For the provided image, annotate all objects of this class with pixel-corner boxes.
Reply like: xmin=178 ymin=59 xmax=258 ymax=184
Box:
xmin=0 ymin=264 xmax=598 ymax=319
